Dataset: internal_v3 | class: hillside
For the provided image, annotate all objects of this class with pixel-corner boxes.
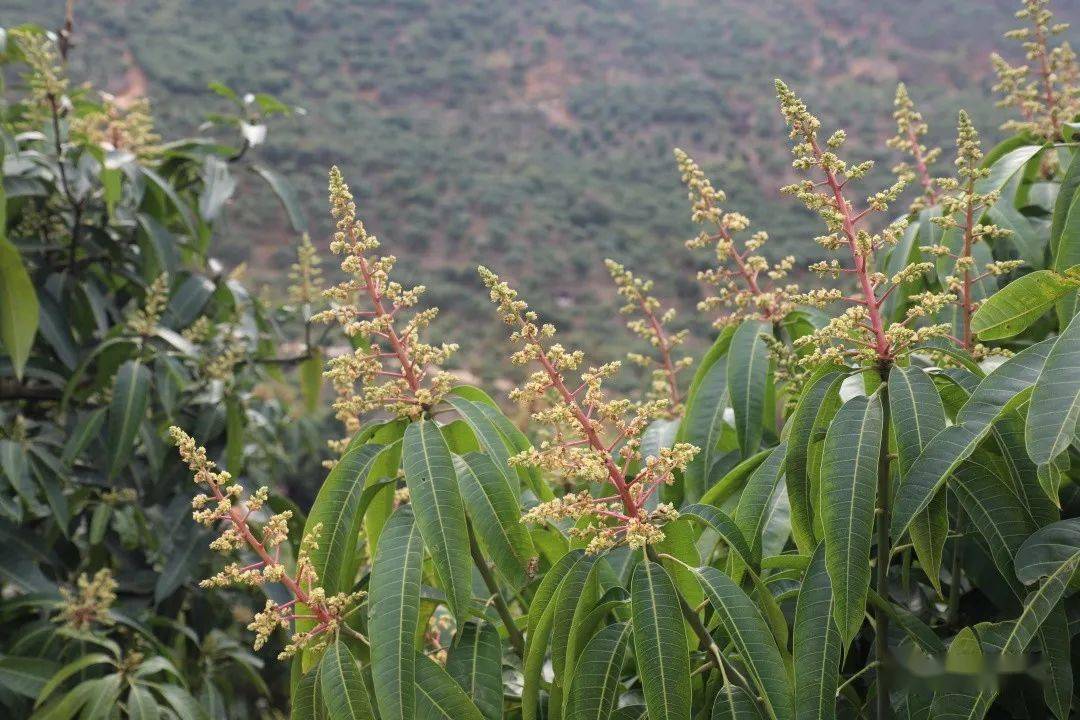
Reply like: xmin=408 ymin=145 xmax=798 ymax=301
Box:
xmin=5 ymin=0 xmax=1075 ymax=380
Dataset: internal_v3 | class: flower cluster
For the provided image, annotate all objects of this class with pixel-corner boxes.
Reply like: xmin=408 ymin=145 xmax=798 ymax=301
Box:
xmin=604 ymin=259 xmax=691 ymax=415
xmin=288 ymin=233 xmax=324 ymax=306
xmin=126 ymin=273 xmax=170 ymax=336
xmin=886 ymin=83 xmax=942 ymax=213
xmin=70 ymin=94 xmax=160 ymax=158
xmin=169 ymin=426 xmax=364 ymax=658
xmin=313 ymin=168 xmax=458 ymax=438
xmin=479 ymin=265 xmax=698 ymax=553
xmin=10 ymin=30 xmax=67 ymax=124
xmin=775 ymin=80 xmax=948 ymax=368
xmin=991 ymin=0 xmax=1080 ymax=140
xmin=922 ymin=111 xmax=1018 ymax=355
xmin=56 ymin=569 xmax=117 ymax=632
xmin=675 ymin=149 xmax=797 ymax=325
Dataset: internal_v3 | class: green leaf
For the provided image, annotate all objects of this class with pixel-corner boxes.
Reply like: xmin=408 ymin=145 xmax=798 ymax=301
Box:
xmin=784 ymin=368 xmax=846 ymax=553
xmin=402 ymin=418 xmax=472 ymax=620
xmin=694 ymin=566 xmax=794 ymax=720
xmin=1053 ymin=181 xmax=1080 ymax=321
xmin=974 ymin=269 xmax=1078 ymax=340
xmin=1026 ymin=311 xmax=1080 ymax=464
xmin=0 ymin=235 xmax=39 ymax=380
xmin=106 ymin=360 xmax=150 ymax=480
xmin=891 ymin=338 xmax=1054 ymax=538
xmin=1000 ymin=553 xmax=1080 ymax=654
xmin=711 ymin=685 xmax=765 ymax=720
xmin=151 ymin=682 xmax=209 ymax=720
xmin=728 ymin=320 xmax=769 ymax=457
xmin=522 ymin=550 xmax=583 ymax=720
xmin=447 ymin=396 xmax=521 ymax=501
xmin=251 ymin=164 xmax=306 ymax=232
xmin=1015 ymin=518 xmax=1080 ymax=587
xmin=551 ymin=554 xmax=601 ymax=712
xmin=415 ymin=652 xmax=487 ymax=720
xmin=888 ymin=366 xmax=948 ymax=595
xmin=976 ymin=144 xmax=1043 ymax=199
xmin=681 ymin=504 xmax=754 ymax=569
xmin=291 ymin=667 xmax=321 ymax=720
xmin=302 ymin=443 xmax=385 ymax=595
xmin=793 ymin=544 xmax=840 ymax=720
xmin=454 ymin=452 xmax=534 ymax=587
xmin=630 ymin=561 xmax=691 ymax=720
xmin=819 ymin=393 xmax=882 ymax=649
xmin=34 ymin=654 xmax=113 ymax=707
xmin=369 ymin=506 xmax=423 ymax=720
xmin=734 ymin=443 xmax=787 ymax=572
xmin=0 ymin=656 xmax=57 ymax=698
xmin=567 ymin=622 xmax=631 ymax=720
xmin=681 ymin=355 xmax=729 ymax=502
xmin=446 ymin=621 xmax=503 ymax=720
xmin=79 ymin=674 xmax=122 ymax=719
xmin=320 ymin=639 xmax=373 ymax=720
xmin=127 ymin=685 xmax=159 ymax=720
xmin=948 ymin=453 xmax=1032 ymax=596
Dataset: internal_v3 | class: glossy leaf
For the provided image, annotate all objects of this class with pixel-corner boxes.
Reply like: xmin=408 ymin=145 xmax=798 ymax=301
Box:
xmin=369 ymin=507 xmax=423 ymax=720
xmin=630 ymin=561 xmax=691 ymax=720
xmin=567 ymin=622 xmax=631 ymax=720
xmin=1026 ymin=311 xmax=1080 ymax=465
xmin=728 ymin=320 xmax=769 ymax=457
xmin=793 ymin=545 xmax=840 ymax=720
xmin=106 ymin=360 xmax=150 ymax=480
xmin=415 ymin=652 xmax=486 ymax=720
xmin=0 ymin=235 xmax=38 ymax=380
xmin=695 ymin=566 xmax=794 ymax=720
xmin=819 ymin=393 xmax=882 ymax=648
xmin=402 ymin=419 xmax=472 ymax=620
xmin=447 ymin=621 xmax=503 ymax=720
xmin=972 ymin=269 xmax=1079 ymax=340
xmin=892 ymin=338 xmax=1053 ymax=538
xmin=320 ymin=640 xmax=373 ymax=720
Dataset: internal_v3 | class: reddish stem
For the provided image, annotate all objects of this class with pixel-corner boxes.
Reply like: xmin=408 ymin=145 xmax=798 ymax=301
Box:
xmin=635 ymin=296 xmax=682 ymax=407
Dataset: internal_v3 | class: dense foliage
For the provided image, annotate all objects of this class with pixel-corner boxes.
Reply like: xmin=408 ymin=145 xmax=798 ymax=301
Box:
xmin=3 ymin=2 xmax=1080 ymax=720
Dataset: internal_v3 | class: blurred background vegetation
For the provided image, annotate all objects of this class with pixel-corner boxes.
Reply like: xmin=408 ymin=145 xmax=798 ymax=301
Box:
xmin=7 ymin=0 xmax=1078 ymax=384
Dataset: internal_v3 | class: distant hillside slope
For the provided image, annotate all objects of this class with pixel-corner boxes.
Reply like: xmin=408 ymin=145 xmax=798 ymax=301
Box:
xmin=6 ymin=0 xmax=1076 ymax=378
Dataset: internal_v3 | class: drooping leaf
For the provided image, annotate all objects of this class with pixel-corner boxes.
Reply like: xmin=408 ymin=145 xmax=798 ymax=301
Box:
xmin=784 ymin=368 xmax=846 ymax=553
xmin=889 ymin=366 xmax=949 ymax=595
xmin=414 ymin=652 xmax=486 ymax=720
xmin=369 ymin=506 xmax=423 ymax=720
xmin=728 ymin=320 xmax=769 ymax=457
xmin=251 ymin=164 xmax=306 ymax=231
xmin=567 ymin=621 xmax=631 ymax=720
xmin=454 ymin=452 xmax=534 ymax=586
xmin=320 ymin=639 xmax=373 ymax=720
xmin=292 ymin=667 xmax=321 ymax=720
xmin=0 ymin=656 xmax=57 ymax=699
xmin=402 ymin=419 xmax=472 ymax=620
xmin=127 ymin=685 xmax=159 ymax=720
xmin=522 ymin=550 xmax=583 ymax=720
xmin=106 ymin=359 xmax=150 ymax=480
xmin=972 ymin=269 xmax=1079 ymax=340
xmin=891 ymin=338 xmax=1054 ymax=538
xmin=711 ymin=685 xmax=765 ymax=720
xmin=733 ymin=442 xmax=787 ymax=573
xmin=681 ymin=356 xmax=729 ymax=502
xmin=446 ymin=621 xmax=503 ymax=720
xmin=302 ymin=443 xmax=384 ymax=595
xmin=447 ymin=396 xmax=521 ymax=501
xmin=819 ymin=393 xmax=882 ymax=648
xmin=1015 ymin=518 xmax=1080 ymax=587
xmin=630 ymin=561 xmax=691 ymax=720
xmin=694 ymin=566 xmax=794 ymax=720
xmin=1026 ymin=311 xmax=1080 ymax=465
xmin=0 ymin=235 xmax=39 ymax=380
xmin=793 ymin=544 xmax=840 ymax=720
xmin=681 ymin=504 xmax=754 ymax=569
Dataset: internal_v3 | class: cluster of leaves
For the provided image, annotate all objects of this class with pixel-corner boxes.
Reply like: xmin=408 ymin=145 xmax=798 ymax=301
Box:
xmin=0 ymin=24 xmax=343 ymax=719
